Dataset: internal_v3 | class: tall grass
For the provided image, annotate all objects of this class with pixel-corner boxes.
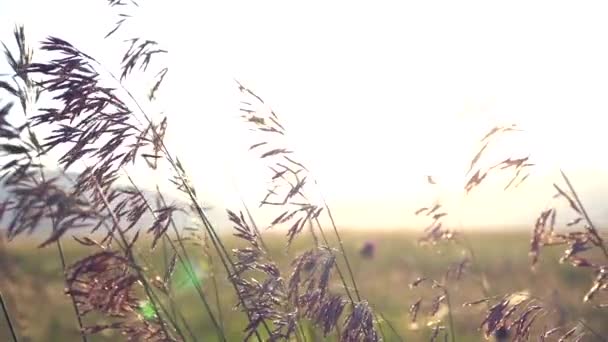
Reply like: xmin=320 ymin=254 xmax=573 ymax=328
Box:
xmin=0 ymin=1 xmax=606 ymax=341
xmin=409 ymin=125 xmax=608 ymax=341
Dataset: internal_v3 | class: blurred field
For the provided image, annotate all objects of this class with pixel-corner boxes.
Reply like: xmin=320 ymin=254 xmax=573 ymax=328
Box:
xmin=1 ymin=230 xmax=606 ymax=341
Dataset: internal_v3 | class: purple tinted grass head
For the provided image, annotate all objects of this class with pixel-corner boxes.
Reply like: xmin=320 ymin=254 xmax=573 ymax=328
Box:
xmin=359 ymin=240 xmax=376 ymax=259
xmin=493 ymin=326 xmax=509 ymax=341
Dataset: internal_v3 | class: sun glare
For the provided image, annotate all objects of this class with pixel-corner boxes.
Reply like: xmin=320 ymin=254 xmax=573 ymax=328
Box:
xmin=2 ymin=0 xmax=608 ymax=228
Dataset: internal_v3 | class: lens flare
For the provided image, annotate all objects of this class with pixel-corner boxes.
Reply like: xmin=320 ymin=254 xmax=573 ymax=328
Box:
xmin=138 ymin=300 xmax=157 ymax=320
xmin=172 ymin=258 xmax=209 ymax=292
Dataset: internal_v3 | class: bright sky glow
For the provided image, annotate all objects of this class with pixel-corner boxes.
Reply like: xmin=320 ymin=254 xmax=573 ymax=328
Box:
xmin=2 ymin=0 xmax=608 ymax=229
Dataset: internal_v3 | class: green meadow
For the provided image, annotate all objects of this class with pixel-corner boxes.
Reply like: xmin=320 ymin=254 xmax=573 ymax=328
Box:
xmin=2 ymin=230 xmax=606 ymax=341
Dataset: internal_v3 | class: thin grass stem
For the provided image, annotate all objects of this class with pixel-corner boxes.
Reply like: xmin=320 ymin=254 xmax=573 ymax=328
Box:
xmin=444 ymin=288 xmax=456 ymax=342
xmin=125 ymin=175 xmax=226 ymax=338
xmin=560 ymin=170 xmax=608 ymax=260
xmin=91 ymin=179 xmax=184 ymax=342
xmin=378 ymin=312 xmax=404 ymax=342
xmin=54 ymin=240 xmax=88 ymax=342
xmin=0 ymin=290 xmax=18 ymax=342
xmin=577 ymin=318 xmax=607 ymax=342
xmin=319 ymin=198 xmax=361 ymax=302
xmin=313 ymin=217 xmax=355 ymax=305
xmin=104 ymin=64 xmax=270 ymax=338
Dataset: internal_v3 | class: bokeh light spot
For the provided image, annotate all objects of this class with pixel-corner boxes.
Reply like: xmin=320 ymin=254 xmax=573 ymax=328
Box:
xmin=138 ymin=300 xmax=157 ymax=320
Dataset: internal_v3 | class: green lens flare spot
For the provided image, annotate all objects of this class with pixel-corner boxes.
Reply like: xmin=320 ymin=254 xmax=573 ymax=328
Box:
xmin=138 ymin=300 xmax=157 ymax=320
xmin=173 ymin=259 xmax=209 ymax=291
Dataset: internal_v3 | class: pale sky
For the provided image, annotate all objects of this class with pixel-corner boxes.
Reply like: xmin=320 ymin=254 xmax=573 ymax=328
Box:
xmin=2 ymin=0 xmax=608 ymax=229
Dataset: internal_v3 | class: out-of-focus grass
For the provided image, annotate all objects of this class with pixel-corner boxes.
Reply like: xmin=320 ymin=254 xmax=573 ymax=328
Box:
xmin=1 ymin=230 xmax=606 ymax=341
